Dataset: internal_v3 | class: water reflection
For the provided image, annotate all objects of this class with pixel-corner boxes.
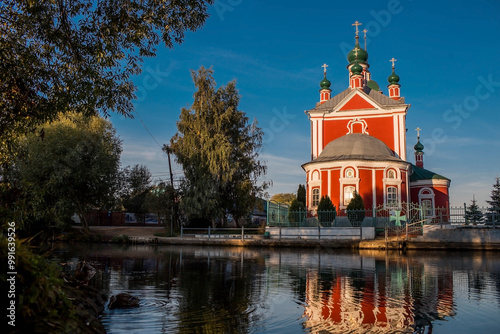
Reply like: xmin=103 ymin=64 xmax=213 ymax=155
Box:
xmin=51 ymin=244 xmax=500 ymax=333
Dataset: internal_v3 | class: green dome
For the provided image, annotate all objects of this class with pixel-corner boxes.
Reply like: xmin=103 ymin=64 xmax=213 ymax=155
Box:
xmin=414 ymin=140 xmax=424 ymax=152
xmin=367 ymin=80 xmax=380 ymax=91
xmin=347 ymin=40 xmax=368 ymax=64
xmin=388 ymin=69 xmax=400 ymax=85
xmin=351 ymin=61 xmax=363 ymax=76
xmin=320 ymin=75 xmax=331 ymax=90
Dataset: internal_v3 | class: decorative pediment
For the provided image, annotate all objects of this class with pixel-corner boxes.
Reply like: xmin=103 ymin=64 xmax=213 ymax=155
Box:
xmin=338 ymin=91 xmax=378 ymax=111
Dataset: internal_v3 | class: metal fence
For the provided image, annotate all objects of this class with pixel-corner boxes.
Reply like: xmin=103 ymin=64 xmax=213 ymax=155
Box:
xmin=448 ymin=206 xmax=499 ymax=225
xmin=180 ymin=226 xmax=261 ymax=240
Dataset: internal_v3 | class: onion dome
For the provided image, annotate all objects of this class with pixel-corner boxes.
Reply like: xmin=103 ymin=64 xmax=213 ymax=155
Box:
xmin=414 ymin=139 xmax=424 ymax=153
xmin=347 ymin=39 xmax=368 ymax=64
xmin=388 ymin=68 xmax=400 ymax=85
xmin=320 ymin=74 xmax=331 ymax=90
xmin=367 ymin=80 xmax=380 ymax=91
xmin=351 ymin=61 xmax=363 ymax=76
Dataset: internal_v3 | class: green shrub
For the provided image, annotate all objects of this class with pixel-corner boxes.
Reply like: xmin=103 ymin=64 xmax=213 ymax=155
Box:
xmin=347 ymin=191 xmax=365 ymax=225
xmin=317 ymin=195 xmax=336 ymax=223
xmin=288 ymin=199 xmax=306 ymax=223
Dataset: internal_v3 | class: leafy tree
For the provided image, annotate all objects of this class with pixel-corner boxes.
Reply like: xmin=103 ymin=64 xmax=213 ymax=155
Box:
xmin=6 ymin=113 xmax=121 ymax=232
xmin=146 ymin=181 xmax=176 ymax=230
xmin=0 ymin=0 xmax=214 ymax=165
xmin=119 ymin=164 xmax=152 ymax=214
xmin=465 ymin=197 xmax=484 ymax=224
xmin=271 ymin=193 xmax=296 ymax=205
xmin=170 ymin=67 xmax=268 ymax=227
xmin=296 ymin=184 xmax=306 ymax=206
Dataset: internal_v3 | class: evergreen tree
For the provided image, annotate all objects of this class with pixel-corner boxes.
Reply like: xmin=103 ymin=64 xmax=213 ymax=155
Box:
xmin=486 ymin=177 xmax=500 ymax=209
xmin=465 ymin=197 xmax=484 ymax=224
xmin=170 ymin=67 xmax=268 ymax=227
xmin=297 ymin=184 xmax=306 ymax=206
xmin=347 ymin=191 xmax=365 ymax=225
xmin=288 ymin=199 xmax=306 ymax=223
xmin=317 ymin=195 xmax=336 ymax=223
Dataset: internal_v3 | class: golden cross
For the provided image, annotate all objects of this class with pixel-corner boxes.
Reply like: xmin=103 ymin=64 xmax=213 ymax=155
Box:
xmin=352 ymin=20 xmax=362 ymax=36
xmin=390 ymin=57 xmax=397 ymax=68
xmin=415 ymin=127 xmax=421 ymax=138
xmin=322 ymin=63 xmax=328 ymax=75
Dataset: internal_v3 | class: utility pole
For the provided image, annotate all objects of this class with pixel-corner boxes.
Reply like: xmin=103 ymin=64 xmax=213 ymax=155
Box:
xmin=163 ymin=145 xmax=177 ymax=235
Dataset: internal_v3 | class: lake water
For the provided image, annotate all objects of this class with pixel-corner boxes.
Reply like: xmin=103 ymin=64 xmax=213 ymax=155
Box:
xmin=51 ymin=243 xmax=500 ymax=333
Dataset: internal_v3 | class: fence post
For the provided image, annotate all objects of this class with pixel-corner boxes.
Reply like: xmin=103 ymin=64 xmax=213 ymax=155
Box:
xmin=385 ymin=224 xmax=388 ymax=243
xmin=318 ymin=225 xmax=321 ymax=240
xmin=181 ymin=226 xmax=183 ymax=239
xmin=406 ymin=219 xmax=408 ymax=241
xmin=278 ymin=203 xmax=281 ymax=226
xmin=372 ymin=205 xmax=376 ymax=227
xmin=279 ymin=226 xmax=282 ymax=240
xmin=208 ymin=226 xmax=211 ymax=239
xmin=241 ymin=226 xmax=244 ymax=241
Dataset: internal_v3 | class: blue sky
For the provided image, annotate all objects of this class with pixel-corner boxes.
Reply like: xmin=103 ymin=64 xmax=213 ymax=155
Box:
xmin=111 ymin=0 xmax=500 ymax=207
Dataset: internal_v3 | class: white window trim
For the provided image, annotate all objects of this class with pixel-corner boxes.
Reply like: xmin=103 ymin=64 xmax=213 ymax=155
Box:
xmin=418 ymin=187 xmax=435 ymax=218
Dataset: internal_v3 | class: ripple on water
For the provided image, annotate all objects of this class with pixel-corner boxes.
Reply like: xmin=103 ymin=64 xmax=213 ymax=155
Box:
xmin=102 ymin=291 xmax=180 ymax=334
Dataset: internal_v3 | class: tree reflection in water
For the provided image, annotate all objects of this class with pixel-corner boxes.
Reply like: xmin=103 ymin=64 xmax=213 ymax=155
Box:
xmin=51 ymin=244 xmax=500 ymax=333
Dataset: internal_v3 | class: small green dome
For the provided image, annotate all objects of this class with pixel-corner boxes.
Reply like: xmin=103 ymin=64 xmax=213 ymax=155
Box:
xmin=320 ymin=75 xmax=331 ymax=90
xmin=351 ymin=61 xmax=363 ymax=76
xmin=414 ymin=140 xmax=424 ymax=152
xmin=388 ymin=69 xmax=400 ymax=85
xmin=347 ymin=40 xmax=368 ymax=64
xmin=367 ymin=80 xmax=380 ymax=91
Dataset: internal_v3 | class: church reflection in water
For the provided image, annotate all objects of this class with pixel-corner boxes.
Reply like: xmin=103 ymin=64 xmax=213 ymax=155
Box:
xmin=268 ymin=250 xmax=456 ymax=333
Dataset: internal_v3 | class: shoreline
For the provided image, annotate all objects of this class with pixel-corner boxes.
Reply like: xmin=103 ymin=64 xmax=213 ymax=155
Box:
xmin=72 ymin=226 xmax=500 ymax=251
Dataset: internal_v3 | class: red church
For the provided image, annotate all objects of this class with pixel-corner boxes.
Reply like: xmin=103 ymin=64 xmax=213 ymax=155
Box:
xmin=302 ymin=21 xmax=450 ymax=218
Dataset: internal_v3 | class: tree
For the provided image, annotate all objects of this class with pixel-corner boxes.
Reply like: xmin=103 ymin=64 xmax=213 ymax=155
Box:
xmin=317 ymin=195 xmax=336 ymax=224
xmin=7 ymin=113 xmax=121 ymax=232
xmin=288 ymin=198 xmax=306 ymax=224
xmin=296 ymin=184 xmax=306 ymax=206
xmin=119 ymin=164 xmax=152 ymax=214
xmin=487 ymin=177 xmax=500 ymax=209
xmin=347 ymin=191 xmax=365 ymax=225
xmin=465 ymin=197 xmax=484 ymax=225
xmin=170 ymin=67 xmax=268 ymax=227
xmin=146 ymin=181 xmax=176 ymax=231
xmin=0 ymin=0 xmax=214 ymax=165
xmin=270 ymin=193 xmax=296 ymax=205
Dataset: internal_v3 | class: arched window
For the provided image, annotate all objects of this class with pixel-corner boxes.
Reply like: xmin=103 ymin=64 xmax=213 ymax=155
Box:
xmin=422 ymin=199 xmax=433 ymax=218
xmin=312 ymin=188 xmax=320 ymax=206
xmin=344 ymin=186 xmax=355 ymax=206
xmin=387 ymin=169 xmax=396 ymax=179
xmin=387 ymin=186 xmax=398 ymax=207
xmin=345 ymin=168 xmax=354 ymax=178
xmin=419 ymin=188 xmax=435 ymax=218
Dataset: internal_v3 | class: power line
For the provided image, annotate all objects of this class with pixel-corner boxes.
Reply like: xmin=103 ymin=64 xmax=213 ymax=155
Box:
xmin=134 ymin=110 xmax=163 ymax=149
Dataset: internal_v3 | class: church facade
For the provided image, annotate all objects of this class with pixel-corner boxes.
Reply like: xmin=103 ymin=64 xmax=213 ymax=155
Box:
xmin=302 ymin=22 xmax=450 ymax=218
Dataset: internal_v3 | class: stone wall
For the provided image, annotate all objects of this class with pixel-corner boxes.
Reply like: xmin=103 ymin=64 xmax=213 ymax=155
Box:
xmin=415 ymin=225 xmax=500 ymax=245
xmin=266 ymin=226 xmax=375 ymax=240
